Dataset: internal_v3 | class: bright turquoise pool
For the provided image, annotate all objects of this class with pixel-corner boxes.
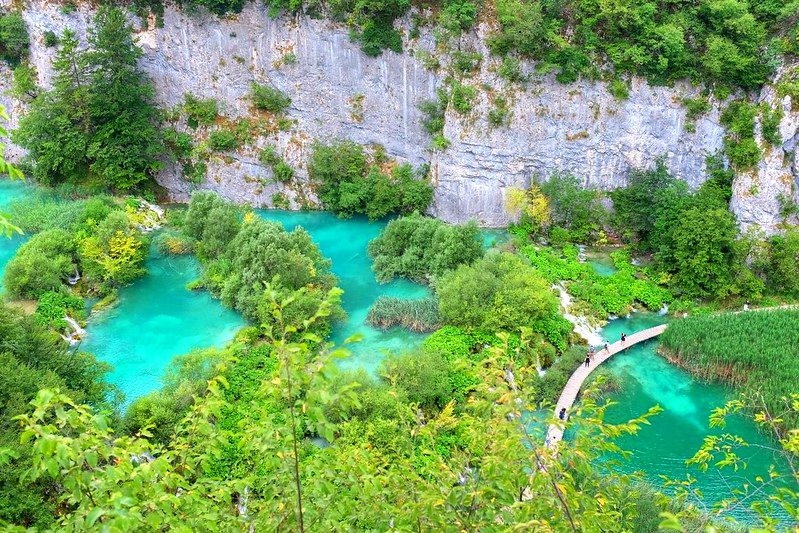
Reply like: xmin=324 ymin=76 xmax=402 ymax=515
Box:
xmin=600 ymin=313 xmax=793 ymax=524
xmin=81 ymin=248 xmax=246 ymax=402
xmin=0 ymin=179 xmax=33 ymax=292
xmin=256 ymin=210 xmax=430 ymax=374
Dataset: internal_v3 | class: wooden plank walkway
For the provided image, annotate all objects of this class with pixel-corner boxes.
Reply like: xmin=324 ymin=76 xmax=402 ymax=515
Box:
xmin=545 ymin=324 xmax=668 ymax=447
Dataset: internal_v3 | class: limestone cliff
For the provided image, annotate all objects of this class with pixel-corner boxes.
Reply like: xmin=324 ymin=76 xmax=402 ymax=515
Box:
xmin=3 ymin=0 xmax=798 ymax=232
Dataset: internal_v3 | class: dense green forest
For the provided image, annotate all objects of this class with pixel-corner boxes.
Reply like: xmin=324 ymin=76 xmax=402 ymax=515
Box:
xmin=0 ymin=0 xmax=797 ymax=530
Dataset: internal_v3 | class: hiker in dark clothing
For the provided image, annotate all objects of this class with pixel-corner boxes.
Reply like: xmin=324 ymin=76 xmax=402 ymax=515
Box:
xmin=620 ymin=333 xmax=627 ymax=343
xmin=604 ymin=342 xmax=609 ymax=353
xmin=584 ymin=354 xmax=590 ymax=367
xmin=559 ymin=408 xmax=567 ymax=421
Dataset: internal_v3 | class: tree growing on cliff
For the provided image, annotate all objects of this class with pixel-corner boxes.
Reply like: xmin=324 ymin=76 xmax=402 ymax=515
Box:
xmin=14 ymin=7 xmax=163 ymax=190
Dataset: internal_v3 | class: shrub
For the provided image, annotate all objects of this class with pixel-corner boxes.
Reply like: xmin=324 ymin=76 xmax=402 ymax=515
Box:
xmin=366 ymin=296 xmax=440 ymax=332
xmin=153 ymin=230 xmax=194 ymax=255
xmin=308 ymin=141 xmax=433 ymax=219
xmin=439 ymin=0 xmax=479 ymax=33
xmin=420 ymin=88 xmax=448 ymax=137
xmin=183 ymin=93 xmax=219 ymax=127
xmin=760 ymin=102 xmax=783 ymax=146
xmin=682 ymin=96 xmax=711 ymax=120
xmin=259 ymin=145 xmax=294 ymax=183
xmin=608 ymin=79 xmax=629 ymax=100
xmin=5 ymin=229 xmax=76 ymax=299
xmin=450 ymin=79 xmax=476 ymax=114
xmin=34 ymin=290 xmax=84 ymax=329
xmin=436 ymin=253 xmax=568 ymax=347
xmin=720 ymin=100 xmax=761 ymax=170
xmin=163 ymin=128 xmax=194 ymax=160
xmin=451 ymin=50 xmax=481 ymax=75
xmin=0 ymin=12 xmax=29 ymax=66
xmin=250 ymin=82 xmax=291 ymax=113
xmin=368 ymin=213 xmax=483 ymax=283
xmin=10 ymin=63 xmax=37 ymax=100
xmin=498 ymin=56 xmax=525 ymax=82
xmin=208 ymin=129 xmax=239 ymax=151
xmin=43 ymin=30 xmax=58 ymax=47
xmin=271 ymin=192 xmax=290 ymax=209
xmin=488 ymin=96 xmax=510 ymax=127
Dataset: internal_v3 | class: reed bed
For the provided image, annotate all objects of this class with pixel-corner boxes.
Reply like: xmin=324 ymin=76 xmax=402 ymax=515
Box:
xmin=660 ymin=309 xmax=799 ymax=431
xmin=366 ymin=296 xmax=440 ymax=332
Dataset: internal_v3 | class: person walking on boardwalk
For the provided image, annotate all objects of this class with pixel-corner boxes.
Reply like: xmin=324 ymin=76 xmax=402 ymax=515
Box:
xmin=620 ymin=332 xmax=627 ymax=343
xmin=584 ymin=353 xmax=590 ymax=367
xmin=559 ymin=408 xmax=567 ymax=421
xmin=604 ymin=342 xmax=609 ymax=353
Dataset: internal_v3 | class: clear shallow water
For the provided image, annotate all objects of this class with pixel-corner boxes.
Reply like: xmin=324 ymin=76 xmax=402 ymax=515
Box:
xmin=81 ymin=249 xmax=245 ymax=402
xmin=0 ymin=180 xmax=33 ymax=292
xmin=599 ymin=313 xmax=793 ymax=524
xmin=256 ymin=210 xmax=430 ymax=374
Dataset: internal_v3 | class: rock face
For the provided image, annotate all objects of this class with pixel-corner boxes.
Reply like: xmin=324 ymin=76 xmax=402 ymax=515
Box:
xmin=3 ymin=0 xmax=799 ymax=232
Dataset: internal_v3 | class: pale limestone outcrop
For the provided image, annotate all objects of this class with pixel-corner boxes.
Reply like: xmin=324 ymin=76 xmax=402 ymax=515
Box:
xmin=2 ymin=0 xmax=797 ymax=232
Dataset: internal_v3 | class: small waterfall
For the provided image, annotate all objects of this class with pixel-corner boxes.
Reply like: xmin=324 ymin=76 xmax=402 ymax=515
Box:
xmin=554 ymin=283 xmax=604 ymax=345
xmin=135 ymin=200 xmax=165 ymax=233
xmin=60 ymin=315 xmax=86 ymax=346
xmin=67 ymin=266 xmax=81 ymax=285
xmin=576 ymin=244 xmax=587 ymax=263
xmin=535 ymin=353 xmax=546 ymax=377
xmin=658 ymin=303 xmax=669 ymax=316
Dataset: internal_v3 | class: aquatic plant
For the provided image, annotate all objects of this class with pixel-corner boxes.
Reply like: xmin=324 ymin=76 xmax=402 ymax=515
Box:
xmin=366 ymin=296 xmax=440 ymax=332
xmin=660 ymin=309 xmax=799 ymax=432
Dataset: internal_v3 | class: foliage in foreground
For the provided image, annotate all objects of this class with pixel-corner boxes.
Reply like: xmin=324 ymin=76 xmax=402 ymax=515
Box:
xmin=0 ymin=304 xmax=113 ymax=529
xmin=660 ymin=309 xmax=799 ymax=432
xmin=2 ymin=297 xmax=762 ymax=531
xmin=367 ymin=213 xmax=483 ymax=283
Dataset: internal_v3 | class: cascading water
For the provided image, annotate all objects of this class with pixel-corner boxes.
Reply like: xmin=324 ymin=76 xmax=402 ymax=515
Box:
xmin=61 ymin=315 xmax=86 ymax=346
xmin=553 ymin=282 xmax=604 ymax=346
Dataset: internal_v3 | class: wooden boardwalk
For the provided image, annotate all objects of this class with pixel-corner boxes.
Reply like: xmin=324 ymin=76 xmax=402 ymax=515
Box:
xmin=545 ymin=324 xmax=668 ymax=447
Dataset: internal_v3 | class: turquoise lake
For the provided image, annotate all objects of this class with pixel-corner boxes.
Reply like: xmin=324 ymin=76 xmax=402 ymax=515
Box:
xmin=81 ymin=250 xmax=246 ymax=402
xmin=600 ymin=313 xmax=792 ymax=524
xmin=0 ymin=180 xmax=33 ymax=291
xmin=255 ymin=210 xmax=430 ymax=373
xmin=0 ymin=181 xmax=792 ymax=522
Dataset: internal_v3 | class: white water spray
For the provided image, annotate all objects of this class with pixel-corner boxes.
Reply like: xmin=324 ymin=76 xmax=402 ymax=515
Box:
xmin=554 ymin=283 xmax=604 ymax=346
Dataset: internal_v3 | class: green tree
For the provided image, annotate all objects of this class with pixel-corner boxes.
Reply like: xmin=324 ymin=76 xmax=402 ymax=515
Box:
xmin=368 ymin=213 xmax=483 ymax=282
xmin=436 ymin=253 xmax=567 ymax=346
xmin=4 ymin=229 xmax=76 ymax=299
xmin=14 ymin=8 xmax=163 ymax=190
xmin=0 ymin=12 xmax=29 ymax=66
xmin=669 ymin=207 xmax=738 ymax=298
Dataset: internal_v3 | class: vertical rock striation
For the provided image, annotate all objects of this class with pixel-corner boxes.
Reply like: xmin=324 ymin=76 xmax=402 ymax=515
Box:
xmin=2 ymin=0 xmax=797 ymax=233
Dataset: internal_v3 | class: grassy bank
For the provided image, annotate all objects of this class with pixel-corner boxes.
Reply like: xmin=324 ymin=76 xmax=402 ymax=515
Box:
xmin=659 ymin=310 xmax=799 ymax=432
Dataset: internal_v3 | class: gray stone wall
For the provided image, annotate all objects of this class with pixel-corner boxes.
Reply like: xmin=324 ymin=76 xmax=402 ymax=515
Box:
xmin=3 ymin=0 xmax=798 ymax=233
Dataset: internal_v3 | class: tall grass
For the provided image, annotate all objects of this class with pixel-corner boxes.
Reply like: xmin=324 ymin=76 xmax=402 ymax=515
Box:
xmin=660 ymin=310 xmax=799 ymax=431
xmin=366 ymin=296 xmax=440 ymax=332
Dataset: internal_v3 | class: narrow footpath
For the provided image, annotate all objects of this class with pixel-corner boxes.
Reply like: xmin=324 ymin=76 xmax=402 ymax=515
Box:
xmin=546 ymin=324 xmax=668 ymax=447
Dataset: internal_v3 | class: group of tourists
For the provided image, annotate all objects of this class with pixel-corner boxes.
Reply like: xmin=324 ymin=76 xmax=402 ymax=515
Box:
xmin=582 ymin=333 xmax=627 ymax=368
xmin=560 ymin=332 xmax=630 ymax=423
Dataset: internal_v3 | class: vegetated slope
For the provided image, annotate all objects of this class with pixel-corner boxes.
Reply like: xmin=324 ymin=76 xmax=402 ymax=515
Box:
xmin=659 ymin=309 xmax=799 ymax=431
